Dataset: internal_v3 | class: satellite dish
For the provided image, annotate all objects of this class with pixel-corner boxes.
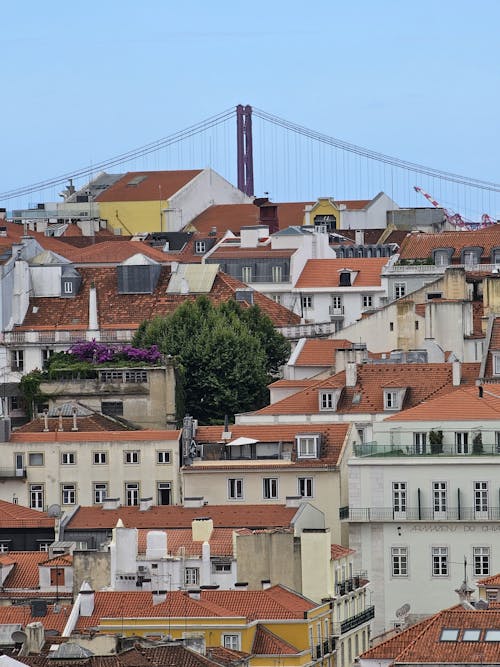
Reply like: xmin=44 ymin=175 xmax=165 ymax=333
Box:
xmin=395 ymin=603 xmax=411 ymax=618
xmin=47 ymin=504 xmax=62 ymax=518
xmin=11 ymin=630 xmax=27 ymax=644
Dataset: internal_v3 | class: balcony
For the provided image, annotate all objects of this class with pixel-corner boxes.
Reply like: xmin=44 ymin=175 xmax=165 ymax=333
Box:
xmin=353 ymin=441 xmax=500 ymax=458
xmin=2 ymin=330 xmax=135 ymax=346
xmin=329 ymin=305 xmax=344 ymax=318
xmin=277 ymin=321 xmax=338 ymax=340
xmin=335 ymin=576 xmax=362 ymax=596
xmin=313 ymin=638 xmax=336 ymax=660
xmin=340 ymin=506 xmax=500 ymax=522
xmin=0 ymin=467 xmax=26 ymax=480
xmin=195 ymin=442 xmax=293 ymax=463
xmin=383 ymin=262 xmax=500 ymax=275
xmin=339 ymin=606 xmax=375 ymax=634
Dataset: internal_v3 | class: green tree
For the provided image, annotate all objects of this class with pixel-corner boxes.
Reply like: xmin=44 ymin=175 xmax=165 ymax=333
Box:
xmin=133 ymin=297 xmax=290 ymax=424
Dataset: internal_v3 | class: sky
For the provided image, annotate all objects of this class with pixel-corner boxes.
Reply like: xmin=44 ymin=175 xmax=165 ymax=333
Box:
xmin=3 ymin=0 xmax=500 ymax=216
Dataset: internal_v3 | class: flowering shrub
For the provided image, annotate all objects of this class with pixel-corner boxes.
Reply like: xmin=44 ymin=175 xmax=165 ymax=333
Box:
xmin=68 ymin=340 xmax=161 ymax=365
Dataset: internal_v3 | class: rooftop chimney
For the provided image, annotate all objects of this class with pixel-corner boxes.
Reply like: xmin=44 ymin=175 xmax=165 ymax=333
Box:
xmin=139 ymin=497 xmax=153 ymax=512
xmin=152 ymin=590 xmax=167 ymax=605
xmin=345 ymin=361 xmax=358 ymax=388
xmin=88 ymin=283 xmax=98 ymax=331
xmin=452 ymin=360 xmax=461 ymax=386
xmin=183 ymin=497 xmax=205 ymax=508
xmin=192 ymin=517 xmax=214 ymax=542
xmin=102 ymin=497 xmax=121 ymax=510
xmin=79 ymin=582 xmax=95 ymax=617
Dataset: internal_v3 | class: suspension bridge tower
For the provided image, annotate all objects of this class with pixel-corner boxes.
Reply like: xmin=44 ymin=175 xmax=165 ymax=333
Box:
xmin=236 ymin=104 xmax=254 ymax=197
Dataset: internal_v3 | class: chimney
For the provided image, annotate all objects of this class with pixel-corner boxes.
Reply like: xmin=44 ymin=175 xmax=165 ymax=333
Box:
xmin=146 ymin=531 xmax=167 ymax=559
xmin=355 ymin=230 xmax=365 ymax=245
xmin=139 ymin=497 xmax=153 ymax=512
xmin=24 ymin=622 xmax=46 ymax=654
xmin=335 ymin=348 xmax=347 ymax=374
xmin=192 ymin=517 xmax=214 ymax=542
xmin=452 ymin=360 xmax=462 ymax=386
xmin=183 ymin=497 xmax=205 ymax=508
xmin=345 ymin=361 xmax=357 ymax=388
xmin=285 ymin=496 xmax=303 ymax=508
xmin=79 ymin=582 xmax=95 ymax=617
xmin=187 ymin=589 xmax=201 ymax=600
xmin=102 ymin=497 xmax=121 ymax=510
xmin=152 ymin=590 xmax=167 ymax=605
xmin=201 ymin=541 xmax=211 ymax=586
xmin=88 ymin=283 xmax=98 ymax=331
xmin=261 ymin=579 xmax=271 ymax=590
xmin=234 ymin=582 xmax=248 ymax=591
xmin=71 ymin=405 xmax=78 ymax=431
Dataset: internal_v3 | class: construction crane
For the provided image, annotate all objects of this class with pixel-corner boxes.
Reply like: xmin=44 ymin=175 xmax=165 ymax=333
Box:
xmin=414 ymin=186 xmax=497 ymax=230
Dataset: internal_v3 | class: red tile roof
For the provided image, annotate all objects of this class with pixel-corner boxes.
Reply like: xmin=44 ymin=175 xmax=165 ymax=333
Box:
xmin=399 ymin=226 xmax=500 ymax=260
xmin=95 ymin=170 xmax=203 ymax=202
xmin=10 ymin=428 xmax=181 ymax=443
xmin=0 ymin=500 xmax=54 ymax=528
xmin=18 ymin=266 xmax=299 ymax=330
xmin=331 ymin=544 xmax=355 ymax=560
xmin=12 ymin=415 xmax=135 ymax=435
xmin=0 ymin=602 xmax=71 ymax=633
xmin=295 ymin=258 xmax=388 ymax=288
xmin=477 ymin=573 xmax=500 ymax=587
xmin=252 ymin=624 xmax=299 ymax=654
xmin=209 ymin=246 xmax=295 ymax=260
xmin=66 ymin=504 xmax=299 ymax=531
xmin=188 ymin=202 xmax=310 ymax=235
xmin=256 ymin=363 xmax=480 ymax=416
xmin=137 ymin=528 xmax=235 ymax=557
xmin=0 ymin=552 xmax=48 ymax=589
xmin=294 ymin=339 xmax=352 ymax=366
xmin=385 ymin=383 xmax=500 ymax=421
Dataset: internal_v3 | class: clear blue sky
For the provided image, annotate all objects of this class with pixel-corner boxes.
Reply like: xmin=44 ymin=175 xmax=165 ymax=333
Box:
xmin=3 ymin=0 xmax=500 ymax=216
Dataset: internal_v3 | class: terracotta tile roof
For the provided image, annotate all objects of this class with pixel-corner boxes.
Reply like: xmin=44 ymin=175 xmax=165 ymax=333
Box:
xmin=209 ymin=246 xmax=295 ymax=260
xmin=331 ymin=229 xmax=386 ymax=245
xmin=0 ymin=552 xmax=48 ymax=589
xmin=295 ymin=258 xmax=388 ymax=288
xmin=137 ymin=528 xmax=235 ymax=557
xmin=0 ymin=602 xmax=71 ymax=633
xmin=95 ymin=170 xmax=203 ymax=202
xmin=268 ymin=378 xmax=318 ymax=389
xmin=40 ymin=554 xmax=73 ymax=567
xmin=0 ymin=500 xmax=54 ymax=528
xmin=399 ymin=226 xmax=500 ymax=260
xmin=294 ymin=339 xmax=352 ymax=366
xmin=65 ymin=241 xmax=171 ymax=264
xmin=252 ymin=624 xmax=299 ymax=654
xmin=331 ymin=544 xmax=355 ymax=560
xmin=385 ymin=384 xmax=500 ymax=421
xmin=10 ymin=429 xmax=181 ymax=443
xmin=205 ymin=646 xmax=250 ymax=665
xmin=66 ymin=504 xmax=298 ymax=531
xmin=75 ymin=585 xmax=316 ymax=630
xmin=191 ymin=423 xmax=349 ymax=469
xmin=477 ymin=573 xmax=500 ymax=587
xmin=360 ymin=616 xmax=433 ymax=660
xmin=188 ymin=202 xmax=310 ymax=235
xmin=335 ymin=199 xmax=371 ymax=210
xmin=18 ymin=266 xmax=299 ymax=330
xmin=12 ymin=415 xmax=134 ymax=434
xmin=256 ymin=362 xmax=480 ymax=417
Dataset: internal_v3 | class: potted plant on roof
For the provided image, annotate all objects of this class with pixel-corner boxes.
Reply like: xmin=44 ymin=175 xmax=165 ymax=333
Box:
xmin=473 ymin=431 xmax=483 ymax=454
xmin=429 ymin=429 xmax=443 ymax=454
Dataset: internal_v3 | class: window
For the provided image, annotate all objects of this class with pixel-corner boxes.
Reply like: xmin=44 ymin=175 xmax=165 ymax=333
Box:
xmin=414 ymin=432 xmax=427 ymax=455
xmin=93 ymin=483 xmax=108 ymax=504
xmin=125 ymin=482 xmax=140 ymax=506
xmin=212 ymin=562 xmax=231 ymax=573
xmin=463 ymin=629 xmax=481 ymax=641
xmin=157 ymin=450 xmax=171 ymax=464
xmin=61 ymin=484 xmax=76 ymax=505
xmin=102 ymin=401 xmax=123 ymax=416
xmin=271 ymin=294 xmax=281 ymax=304
xmin=362 ymin=295 xmax=373 ymax=309
xmin=473 ymin=546 xmax=490 ymax=576
xmin=433 ymin=482 xmax=447 ymax=518
xmin=298 ymin=477 xmax=314 ymax=498
xmin=495 ymin=356 xmax=500 ymax=377
xmin=302 ymin=295 xmax=313 ymax=310
xmin=63 ymin=281 xmax=73 ymax=294
xmin=228 ymin=478 xmax=243 ymax=500
xmin=222 ymin=635 xmax=241 ymax=650
xmin=434 ymin=250 xmax=450 ymax=267
xmin=392 ymin=482 xmax=407 ymax=517
xmin=241 ymin=266 xmax=253 ymax=282
xmin=50 ymin=567 xmax=65 ymax=586
xmin=11 ymin=350 xmax=24 ymax=372
xmin=124 ymin=451 xmax=140 ymax=464
xmin=485 ymin=630 xmax=500 ymax=641
xmin=391 ymin=546 xmax=408 ymax=576
xmin=493 ymin=249 xmax=500 ymax=265
xmin=93 ymin=451 xmax=107 ymax=465
xmin=297 ymin=435 xmax=318 ymax=458
xmin=61 ymin=452 xmax=76 ymax=465
xmin=30 ymin=484 xmax=44 ymax=509
xmin=455 ymin=432 xmax=469 ymax=454
xmin=42 ymin=348 xmax=54 ymax=368
xmin=463 ymin=250 xmax=477 ymax=266
xmin=384 ymin=391 xmax=399 ymax=410
xmin=184 ymin=567 xmax=199 ymax=586
xmin=38 ymin=542 xmax=50 ymax=552
xmin=339 ymin=271 xmax=351 ymax=287
xmin=486 ymin=589 xmax=498 ymax=602
xmin=263 ymin=477 xmax=278 ymax=500
xmin=432 ymin=546 xmax=448 ymax=576
xmin=195 ymin=240 xmax=206 ymax=254
xmin=394 ymin=282 xmax=406 ymax=299
xmin=157 ymin=482 xmax=172 ymax=505
xmin=0 ymin=543 xmax=9 ymax=553
xmin=271 ymin=265 xmax=283 ymax=282
xmin=320 ymin=391 xmax=336 ymax=410
xmin=474 ymin=481 xmax=489 ymax=516
xmin=389 ymin=321 xmax=394 ymax=332
xmin=332 ymin=295 xmax=343 ymax=309
xmin=29 ymin=453 xmax=44 ymax=466
xmin=440 ymin=629 xmax=459 ymax=641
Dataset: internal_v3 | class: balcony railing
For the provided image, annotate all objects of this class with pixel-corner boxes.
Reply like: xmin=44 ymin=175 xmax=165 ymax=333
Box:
xmin=383 ymin=262 xmax=500 ymax=274
xmin=339 ymin=606 xmax=375 ymax=634
xmin=341 ymin=506 xmax=500 ymax=522
xmin=0 ymin=467 xmax=26 ymax=479
xmin=353 ymin=441 xmax=500 ymax=458
xmin=329 ymin=305 xmax=344 ymax=317
xmin=277 ymin=321 xmax=338 ymax=340
xmin=335 ymin=576 xmax=361 ymax=596
xmin=2 ymin=330 xmax=135 ymax=345
xmin=313 ymin=638 xmax=336 ymax=659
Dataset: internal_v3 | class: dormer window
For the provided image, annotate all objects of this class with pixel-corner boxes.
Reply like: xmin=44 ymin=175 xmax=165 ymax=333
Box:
xmin=296 ymin=434 xmax=319 ymax=458
xmin=461 ymin=246 xmax=483 ymax=267
xmin=384 ymin=388 xmax=406 ymax=411
xmin=493 ymin=354 xmax=500 ymax=376
xmin=339 ymin=271 xmax=351 ymax=287
xmin=319 ymin=389 xmax=341 ymax=411
xmin=195 ymin=241 xmax=206 ymax=254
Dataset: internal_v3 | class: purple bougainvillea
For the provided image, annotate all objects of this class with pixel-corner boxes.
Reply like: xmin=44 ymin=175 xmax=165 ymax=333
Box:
xmin=68 ymin=340 xmax=161 ymax=364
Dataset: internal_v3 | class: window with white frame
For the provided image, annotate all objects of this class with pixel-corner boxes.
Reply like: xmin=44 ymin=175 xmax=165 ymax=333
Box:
xmin=493 ymin=249 xmax=500 ymax=265
xmin=29 ymin=452 xmax=44 ymax=466
xmin=30 ymin=484 xmax=44 ymax=509
xmin=320 ymin=391 xmax=336 ymax=411
xmin=157 ymin=450 xmax=171 ymax=464
xmin=124 ymin=450 xmax=140 ymax=464
xmin=93 ymin=451 xmax=107 ymax=465
xmin=298 ymin=477 xmax=314 ymax=498
xmin=392 ymin=482 xmax=407 ymax=516
xmin=11 ymin=350 xmax=24 ymax=372
xmin=228 ymin=478 xmax=243 ymax=500
xmin=61 ymin=484 xmax=76 ymax=505
xmin=296 ymin=435 xmax=319 ymax=458
xmin=433 ymin=481 xmax=447 ymax=517
xmin=93 ymin=482 xmax=108 ymax=504
xmin=61 ymin=452 xmax=76 ymax=465
xmin=331 ymin=295 xmax=343 ymax=309
xmin=434 ymin=250 xmax=450 ymax=266
xmin=362 ymin=294 xmax=373 ymax=309
xmin=494 ymin=355 xmax=500 ymax=376
xmin=302 ymin=295 xmax=313 ymax=310
xmin=222 ymin=634 xmax=240 ymax=650
xmin=157 ymin=482 xmax=172 ymax=505
xmin=414 ymin=432 xmax=427 ymax=454
xmin=271 ymin=293 xmax=281 ymax=304
xmin=241 ymin=266 xmax=252 ymax=282
xmin=432 ymin=546 xmax=448 ymax=576
xmin=63 ymin=281 xmax=73 ymax=294
xmin=125 ymin=482 xmax=140 ymax=506
xmin=384 ymin=390 xmax=399 ymax=410
xmin=391 ymin=547 xmax=408 ymax=576
xmin=42 ymin=348 xmax=53 ymax=368
xmin=38 ymin=542 xmax=50 ymax=552
xmin=473 ymin=546 xmax=490 ymax=576
xmin=184 ymin=567 xmax=199 ymax=586
xmin=263 ymin=477 xmax=278 ymax=500
xmin=474 ymin=481 xmax=489 ymax=515
xmin=455 ymin=432 xmax=469 ymax=454
xmin=195 ymin=240 xmax=206 ymax=254
xmin=394 ymin=282 xmax=406 ymax=299
xmin=271 ymin=265 xmax=283 ymax=282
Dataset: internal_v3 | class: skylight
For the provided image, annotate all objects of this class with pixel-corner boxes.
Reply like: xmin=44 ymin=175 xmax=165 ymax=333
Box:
xmin=127 ymin=175 xmax=147 ymax=186
xmin=462 ymin=629 xmax=481 ymax=641
xmin=485 ymin=629 xmax=500 ymax=641
xmin=440 ymin=629 xmax=459 ymax=641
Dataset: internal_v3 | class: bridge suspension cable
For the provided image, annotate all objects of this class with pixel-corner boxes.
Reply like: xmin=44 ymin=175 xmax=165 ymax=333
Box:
xmin=0 ymin=108 xmax=234 ymax=201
